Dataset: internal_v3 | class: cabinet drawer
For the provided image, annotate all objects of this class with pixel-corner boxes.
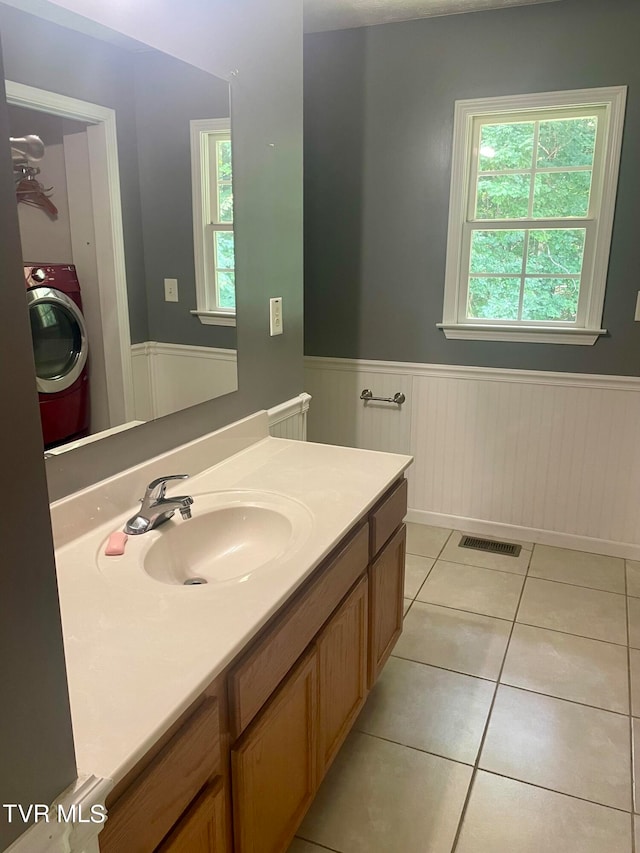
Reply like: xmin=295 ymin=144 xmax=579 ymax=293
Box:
xmin=156 ymin=781 xmax=227 ymax=853
xmin=229 ymin=523 xmax=369 ymax=738
xmin=370 ymin=478 xmax=407 ymax=557
xmin=101 ymin=698 xmax=221 ymax=853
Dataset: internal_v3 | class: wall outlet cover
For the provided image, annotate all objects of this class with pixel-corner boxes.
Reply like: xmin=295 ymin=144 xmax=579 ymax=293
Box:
xmin=270 ymin=296 xmax=283 ymax=336
xmin=164 ymin=278 xmax=179 ymax=303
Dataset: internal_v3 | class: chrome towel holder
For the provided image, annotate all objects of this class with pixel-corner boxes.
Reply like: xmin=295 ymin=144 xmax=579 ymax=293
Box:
xmin=360 ymin=389 xmax=406 ymax=405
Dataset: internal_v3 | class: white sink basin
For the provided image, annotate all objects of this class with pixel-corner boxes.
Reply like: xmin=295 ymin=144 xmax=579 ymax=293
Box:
xmin=97 ymin=490 xmax=314 ymax=592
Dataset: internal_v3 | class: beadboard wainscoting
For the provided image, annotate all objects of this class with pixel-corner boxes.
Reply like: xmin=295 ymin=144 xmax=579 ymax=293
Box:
xmin=131 ymin=342 xmax=238 ymax=420
xmin=267 ymin=392 xmax=312 ymax=440
xmin=305 ymin=357 xmax=640 ymax=559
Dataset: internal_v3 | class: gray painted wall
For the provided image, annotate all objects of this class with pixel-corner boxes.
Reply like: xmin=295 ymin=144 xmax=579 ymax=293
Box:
xmin=304 ymin=0 xmax=640 ymax=375
xmin=0 ymin=64 xmax=76 ymax=851
xmin=134 ymin=50 xmax=235 ymax=348
xmin=0 ymin=2 xmax=150 ymax=343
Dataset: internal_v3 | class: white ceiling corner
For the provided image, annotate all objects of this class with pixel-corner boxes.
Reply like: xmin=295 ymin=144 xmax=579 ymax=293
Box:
xmin=304 ymin=0 xmax=562 ymax=33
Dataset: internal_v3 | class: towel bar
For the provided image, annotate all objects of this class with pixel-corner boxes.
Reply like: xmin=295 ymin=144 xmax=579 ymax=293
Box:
xmin=360 ymin=389 xmax=406 ymax=405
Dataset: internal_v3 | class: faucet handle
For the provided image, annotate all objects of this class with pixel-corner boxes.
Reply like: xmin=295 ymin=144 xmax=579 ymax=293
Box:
xmin=145 ymin=474 xmax=190 ymax=502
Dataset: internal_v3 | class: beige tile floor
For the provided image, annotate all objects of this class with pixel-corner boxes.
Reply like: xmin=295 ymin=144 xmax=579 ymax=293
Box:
xmin=288 ymin=523 xmax=639 ymax=853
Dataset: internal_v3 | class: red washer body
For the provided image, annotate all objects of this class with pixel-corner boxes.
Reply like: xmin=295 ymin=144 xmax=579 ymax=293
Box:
xmin=25 ymin=264 xmax=90 ymax=449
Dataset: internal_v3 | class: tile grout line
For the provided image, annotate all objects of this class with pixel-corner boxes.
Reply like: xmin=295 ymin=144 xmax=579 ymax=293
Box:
xmin=405 ymin=596 xmax=630 ymax=648
xmin=424 ymin=553 xmax=529 ymax=578
xmin=407 ymin=599 xmax=516 ymax=624
xmin=352 ymin=728 xmax=475 ymax=767
xmin=478 ymin=767 xmax=634 ymax=816
xmin=521 ymin=572 xmax=627 ymax=597
xmin=404 ymin=526 xmax=453 ymax=602
xmin=350 ymin=729 xmax=635 ymax=816
xmin=390 ymin=650 xmax=629 ymax=717
xmin=513 ymin=618 xmax=629 ymax=649
xmin=425 ymin=555 xmax=530 ymax=578
xmin=625 ymin=563 xmax=636 ymax=853
xmin=390 ymin=652 xmax=499 ymax=684
xmin=433 ymin=553 xmax=626 ymax=594
xmin=411 ymin=531 xmax=627 ymax=594
xmin=412 ymin=596 xmax=525 ymax=625
xmin=493 ymin=679 xmax=629 ymax=718
xmin=294 ymin=835 xmax=342 ymax=853
xmin=449 ymin=542 xmax=534 ymax=852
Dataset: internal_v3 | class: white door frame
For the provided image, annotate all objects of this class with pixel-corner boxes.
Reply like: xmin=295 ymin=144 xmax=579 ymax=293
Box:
xmin=6 ymin=80 xmax=134 ymax=425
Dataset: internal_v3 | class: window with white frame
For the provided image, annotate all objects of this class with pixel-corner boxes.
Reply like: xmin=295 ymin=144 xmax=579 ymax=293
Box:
xmin=439 ymin=87 xmax=627 ymax=345
xmin=190 ymin=118 xmax=236 ymax=326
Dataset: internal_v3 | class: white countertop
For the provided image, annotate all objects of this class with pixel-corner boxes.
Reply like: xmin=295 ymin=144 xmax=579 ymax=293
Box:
xmin=53 ymin=430 xmax=411 ymax=785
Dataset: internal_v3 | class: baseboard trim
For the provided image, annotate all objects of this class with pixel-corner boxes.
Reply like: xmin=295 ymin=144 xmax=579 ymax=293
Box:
xmin=406 ymin=507 xmax=640 ymax=561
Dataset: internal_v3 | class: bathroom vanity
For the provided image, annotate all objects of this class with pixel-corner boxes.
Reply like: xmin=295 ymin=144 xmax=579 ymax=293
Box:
xmin=49 ymin=412 xmax=412 ymax=853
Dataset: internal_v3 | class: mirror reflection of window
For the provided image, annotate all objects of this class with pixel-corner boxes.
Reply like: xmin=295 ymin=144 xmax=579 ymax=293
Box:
xmin=209 ymin=133 xmax=235 ymax=311
xmin=191 ymin=118 xmax=236 ymax=326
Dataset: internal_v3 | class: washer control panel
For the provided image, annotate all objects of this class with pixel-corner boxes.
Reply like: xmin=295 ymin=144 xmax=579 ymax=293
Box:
xmin=24 ymin=264 xmax=78 ymax=288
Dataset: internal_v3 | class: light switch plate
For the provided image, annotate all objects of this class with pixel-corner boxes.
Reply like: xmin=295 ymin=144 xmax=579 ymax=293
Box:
xmin=269 ymin=297 xmax=283 ymax=336
xmin=164 ymin=278 xmax=179 ymax=303
xmin=635 ymin=291 xmax=640 ymax=321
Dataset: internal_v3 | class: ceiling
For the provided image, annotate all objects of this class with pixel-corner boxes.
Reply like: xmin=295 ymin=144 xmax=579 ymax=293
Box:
xmin=304 ymin=0 xmax=560 ymax=32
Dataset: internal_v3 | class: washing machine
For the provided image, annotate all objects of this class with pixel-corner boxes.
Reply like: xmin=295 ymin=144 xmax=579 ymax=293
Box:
xmin=24 ymin=263 xmax=90 ymax=448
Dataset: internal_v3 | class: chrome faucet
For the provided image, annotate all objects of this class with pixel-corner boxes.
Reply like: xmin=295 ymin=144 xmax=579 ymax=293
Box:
xmin=124 ymin=474 xmax=194 ymax=535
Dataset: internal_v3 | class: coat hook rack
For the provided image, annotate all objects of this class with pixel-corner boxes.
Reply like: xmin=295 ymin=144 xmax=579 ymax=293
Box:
xmin=360 ymin=389 xmax=406 ymax=405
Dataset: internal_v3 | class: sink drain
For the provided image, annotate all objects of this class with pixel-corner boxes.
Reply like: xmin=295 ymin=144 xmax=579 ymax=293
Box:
xmin=184 ymin=577 xmax=208 ymax=586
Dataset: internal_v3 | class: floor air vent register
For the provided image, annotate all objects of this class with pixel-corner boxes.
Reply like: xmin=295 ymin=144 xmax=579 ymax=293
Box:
xmin=458 ymin=535 xmax=521 ymax=558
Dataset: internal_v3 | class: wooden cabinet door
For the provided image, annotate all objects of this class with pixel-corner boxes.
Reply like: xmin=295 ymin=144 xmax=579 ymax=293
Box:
xmin=317 ymin=575 xmax=368 ymax=778
xmin=231 ymin=650 xmax=318 ymax=853
xmin=368 ymin=524 xmax=406 ymax=686
xmin=157 ymin=782 xmax=227 ymax=853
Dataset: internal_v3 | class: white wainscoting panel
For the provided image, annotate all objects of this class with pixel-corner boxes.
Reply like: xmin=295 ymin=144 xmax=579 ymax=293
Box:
xmin=305 ymin=363 xmax=412 ymax=454
xmin=305 ymin=356 xmax=640 ymax=558
xmin=131 ymin=342 xmax=237 ymax=420
xmin=268 ymin=393 xmax=311 ymax=440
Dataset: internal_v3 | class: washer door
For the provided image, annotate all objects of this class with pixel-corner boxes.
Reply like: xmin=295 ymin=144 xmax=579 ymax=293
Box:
xmin=27 ymin=287 xmax=88 ymax=393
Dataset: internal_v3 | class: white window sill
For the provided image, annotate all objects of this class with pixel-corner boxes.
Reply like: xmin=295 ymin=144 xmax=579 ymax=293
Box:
xmin=436 ymin=323 xmax=606 ymax=346
xmin=190 ymin=309 xmax=236 ymax=327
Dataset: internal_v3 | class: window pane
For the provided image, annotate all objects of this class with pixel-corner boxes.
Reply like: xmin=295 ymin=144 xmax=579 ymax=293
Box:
xmin=218 ymin=183 xmax=233 ymax=223
xmin=470 ymin=230 xmax=525 ymax=274
xmin=476 ymin=174 xmax=530 ymax=219
xmin=533 ymin=171 xmax=592 ymax=218
xmin=217 ymin=140 xmax=232 ymax=179
xmin=215 ymin=231 xmax=235 ymax=270
xmin=479 ymin=122 xmax=534 ymax=171
xmin=467 ymin=277 xmax=521 ymax=320
xmin=526 ymin=229 xmax=586 ymax=275
xmin=522 ymin=277 xmax=579 ymax=321
xmin=537 ymin=117 xmax=597 ymax=168
xmin=217 ymin=271 xmax=236 ymax=309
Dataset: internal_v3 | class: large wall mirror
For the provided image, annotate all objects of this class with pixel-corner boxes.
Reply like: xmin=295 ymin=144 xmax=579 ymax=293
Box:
xmin=0 ymin=1 xmax=238 ymax=455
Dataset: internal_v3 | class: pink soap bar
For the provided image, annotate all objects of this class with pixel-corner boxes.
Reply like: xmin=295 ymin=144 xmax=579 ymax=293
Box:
xmin=104 ymin=531 xmax=128 ymax=556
